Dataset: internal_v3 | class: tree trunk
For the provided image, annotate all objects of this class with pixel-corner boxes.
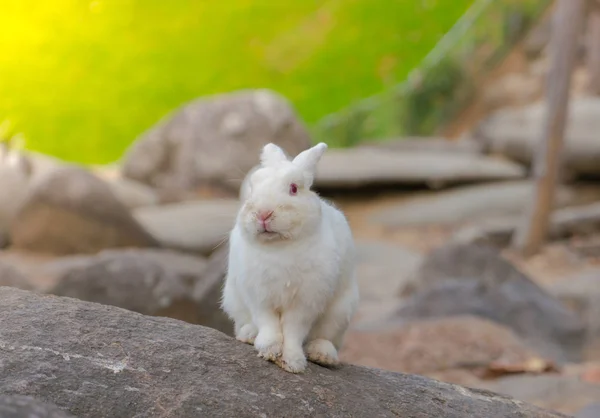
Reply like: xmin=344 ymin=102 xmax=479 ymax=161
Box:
xmin=587 ymin=1 xmax=600 ymax=94
xmin=512 ymin=0 xmax=585 ymax=256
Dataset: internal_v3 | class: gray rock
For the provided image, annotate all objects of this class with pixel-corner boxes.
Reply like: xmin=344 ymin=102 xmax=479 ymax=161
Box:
xmin=0 ymin=251 xmax=65 ymax=292
xmin=9 ymin=167 xmax=160 ymax=255
xmin=357 ymin=136 xmax=483 ymax=155
xmin=451 ymin=201 xmax=600 ymax=248
xmin=121 ymin=89 xmax=311 ymax=195
xmin=0 ymin=287 xmax=567 ymax=418
xmin=47 ymin=249 xmax=214 ymax=326
xmin=477 ymin=374 xmax=600 ymax=416
xmin=0 ymin=395 xmax=75 ymax=418
xmin=192 ymin=245 xmax=234 ymax=335
xmin=369 ymin=181 xmax=581 ymax=228
xmin=397 ymin=243 xmax=586 ymax=363
xmin=105 ymin=177 xmax=159 ymax=209
xmin=313 ymin=148 xmax=525 ymax=190
xmin=576 ymin=403 xmax=600 ymax=418
xmin=0 ymin=262 xmax=35 ymax=291
xmin=328 ymin=241 xmax=423 ymax=325
xmin=550 ymin=271 xmax=600 ymax=360
xmin=355 ymin=241 xmax=422 ymax=302
xmin=476 ymin=98 xmax=600 ymax=176
xmin=0 ymin=149 xmax=31 ymax=238
xmin=342 ymin=315 xmax=545 ymax=376
xmin=134 ymin=199 xmax=238 ymax=255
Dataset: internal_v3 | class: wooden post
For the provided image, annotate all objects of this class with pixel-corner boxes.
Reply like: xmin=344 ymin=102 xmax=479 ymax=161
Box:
xmin=512 ymin=0 xmax=585 ymax=256
xmin=587 ymin=0 xmax=600 ymax=94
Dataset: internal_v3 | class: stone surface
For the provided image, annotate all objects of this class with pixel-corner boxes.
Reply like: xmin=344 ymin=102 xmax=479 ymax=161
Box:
xmin=342 ymin=316 xmax=547 ymax=376
xmin=576 ymin=403 xmax=600 ymax=418
xmin=0 ymin=250 xmax=64 ymax=292
xmin=134 ymin=199 xmax=239 ymax=255
xmin=476 ymin=98 xmax=600 ymax=176
xmin=0 ymin=395 xmax=75 ymax=418
xmin=352 ymin=241 xmax=422 ymax=324
xmin=451 ymin=201 xmax=600 ymax=247
xmin=369 ymin=181 xmax=585 ymax=228
xmin=121 ymin=89 xmax=311 ymax=195
xmin=357 ymin=136 xmax=483 ymax=154
xmin=550 ymin=271 xmax=600 ymax=361
xmin=397 ymin=243 xmax=586 ymax=363
xmin=0 ymin=261 xmax=34 ymax=291
xmin=313 ymin=148 xmax=525 ymax=190
xmin=355 ymin=241 xmax=422 ymax=301
xmin=0 ymin=148 xmax=31 ymax=239
xmin=47 ymin=249 xmax=211 ymax=325
xmin=9 ymin=167 xmax=160 ymax=255
xmin=192 ymin=244 xmax=234 ymax=336
xmin=0 ymin=288 xmax=566 ymax=418
xmin=105 ymin=177 xmax=159 ymax=209
xmin=478 ymin=372 xmax=600 ymax=416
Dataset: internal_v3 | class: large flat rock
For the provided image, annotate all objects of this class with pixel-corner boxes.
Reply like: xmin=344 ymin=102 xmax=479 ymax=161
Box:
xmin=477 ymin=97 xmax=600 ymax=176
xmin=369 ymin=181 xmax=598 ymax=228
xmin=0 ymin=288 xmax=565 ymax=418
xmin=313 ymin=148 xmax=525 ymax=189
xmin=133 ymin=199 xmax=239 ymax=255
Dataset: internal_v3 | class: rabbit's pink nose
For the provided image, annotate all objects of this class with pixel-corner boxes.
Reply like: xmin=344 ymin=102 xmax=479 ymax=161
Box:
xmin=256 ymin=210 xmax=274 ymax=222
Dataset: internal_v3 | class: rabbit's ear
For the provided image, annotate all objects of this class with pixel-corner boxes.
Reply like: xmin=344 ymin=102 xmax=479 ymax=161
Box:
xmin=292 ymin=142 xmax=328 ymax=174
xmin=260 ymin=143 xmax=289 ymax=167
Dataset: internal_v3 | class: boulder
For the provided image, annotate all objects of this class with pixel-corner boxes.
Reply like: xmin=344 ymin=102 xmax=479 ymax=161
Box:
xmin=477 ymin=371 xmax=600 ymax=416
xmin=355 ymin=241 xmax=422 ymax=301
xmin=476 ymin=98 xmax=600 ymax=176
xmin=397 ymin=243 xmax=586 ymax=363
xmin=369 ymin=181 xmax=585 ymax=228
xmin=0 ymin=395 xmax=74 ymax=418
xmin=105 ymin=177 xmax=159 ymax=209
xmin=192 ymin=245 xmax=234 ymax=335
xmin=121 ymin=89 xmax=311 ymax=195
xmin=47 ymin=249 xmax=214 ymax=326
xmin=353 ymin=241 xmax=422 ymax=323
xmin=9 ymin=167 xmax=160 ymax=255
xmin=0 ymin=250 xmax=64 ymax=292
xmin=357 ymin=136 xmax=483 ymax=155
xmin=0 ymin=287 xmax=566 ymax=418
xmin=549 ymin=272 xmax=600 ymax=360
xmin=452 ymin=201 xmax=600 ymax=248
xmin=342 ymin=316 xmax=549 ymax=376
xmin=313 ymin=148 xmax=525 ymax=190
xmin=133 ymin=199 xmax=239 ymax=255
xmin=0 ymin=262 xmax=35 ymax=291
xmin=0 ymin=147 xmax=31 ymax=238
xmin=576 ymin=403 xmax=600 ymax=418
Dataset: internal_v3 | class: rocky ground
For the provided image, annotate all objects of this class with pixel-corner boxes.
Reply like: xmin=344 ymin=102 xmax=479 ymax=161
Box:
xmin=2 ymin=28 xmax=600 ymax=415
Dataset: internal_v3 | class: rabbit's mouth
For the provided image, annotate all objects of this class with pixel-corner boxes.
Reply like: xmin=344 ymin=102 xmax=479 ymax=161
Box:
xmin=259 ymin=230 xmax=278 ymax=237
xmin=257 ymin=228 xmax=283 ymax=240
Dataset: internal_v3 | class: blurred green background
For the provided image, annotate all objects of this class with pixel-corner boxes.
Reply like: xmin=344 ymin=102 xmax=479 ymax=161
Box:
xmin=0 ymin=0 xmax=473 ymax=164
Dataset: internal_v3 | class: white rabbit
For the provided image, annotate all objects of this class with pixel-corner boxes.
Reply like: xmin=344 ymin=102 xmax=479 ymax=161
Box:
xmin=221 ymin=142 xmax=359 ymax=373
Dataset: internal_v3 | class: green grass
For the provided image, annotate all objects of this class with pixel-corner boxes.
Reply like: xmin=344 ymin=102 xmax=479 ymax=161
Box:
xmin=0 ymin=0 xmax=473 ymax=164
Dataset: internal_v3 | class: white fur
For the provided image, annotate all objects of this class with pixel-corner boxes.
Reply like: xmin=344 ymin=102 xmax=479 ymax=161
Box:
xmin=221 ymin=142 xmax=359 ymax=373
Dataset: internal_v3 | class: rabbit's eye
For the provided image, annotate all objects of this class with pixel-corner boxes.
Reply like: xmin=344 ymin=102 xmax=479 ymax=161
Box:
xmin=289 ymin=183 xmax=298 ymax=196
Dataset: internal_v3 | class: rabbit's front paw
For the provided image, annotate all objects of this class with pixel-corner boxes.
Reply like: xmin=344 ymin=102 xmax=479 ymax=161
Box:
xmin=306 ymin=339 xmax=339 ymax=367
xmin=236 ymin=323 xmax=258 ymax=345
xmin=277 ymin=346 xmax=307 ymax=374
xmin=255 ymin=329 xmax=283 ymax=361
